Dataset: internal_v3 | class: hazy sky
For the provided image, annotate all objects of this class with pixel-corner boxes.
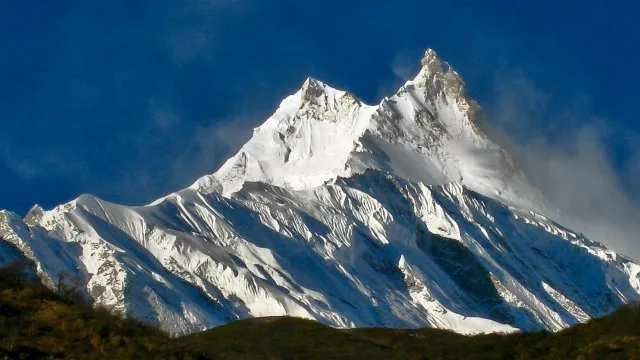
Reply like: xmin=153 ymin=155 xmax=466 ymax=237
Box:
xmin=1 ymin=1 xmax=639 ymax=257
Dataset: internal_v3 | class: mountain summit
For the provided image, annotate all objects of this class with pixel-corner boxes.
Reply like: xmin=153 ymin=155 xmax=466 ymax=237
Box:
xmin=190 ymin=75 xmax=374 ymax=196
xmin=192 ymin=49 xmax=540 ymax=209
xmin=1 ymin=49 xmax=639 ymax=335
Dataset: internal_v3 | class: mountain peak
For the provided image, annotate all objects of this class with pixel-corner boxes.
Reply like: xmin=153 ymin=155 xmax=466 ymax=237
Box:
xmin=410 ymin=48 xmax=483 ymax=136
xmin=300 ymin=77 xmax=330 ymax=105
xmin=419 ymin=48 xmax=452 ymax=75
xmin=301 ymin=76 xmax=323 ymax=89
xmin=190 ymin=77 xmax=375 ymax=195
xmin=191 ymin=49 xmax=529 ymax=209
xmin=302 ymin=76 xmax=323 ymax=87
xmin=420 ymin=48 xmax=441 ymax=66
xmin=299 ymin=77 xmax=362 ymax=109
xmin=24 ymin=204 xmax=44 ymax=226
xmin=416 ymin=48 xmax=461 ymax=89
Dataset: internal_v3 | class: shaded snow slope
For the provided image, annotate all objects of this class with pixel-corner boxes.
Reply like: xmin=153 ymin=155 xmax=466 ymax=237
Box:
xmin=1 ymin=49 xmax=639 ymax=336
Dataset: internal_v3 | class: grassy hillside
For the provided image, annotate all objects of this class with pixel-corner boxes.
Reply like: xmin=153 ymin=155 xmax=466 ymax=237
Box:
xmin=0 ymin=262 xmax=638 ymax=359
xmin=0 ymin=261 xmax=201 ymax=359
xmin=181 ymin=308 xmax=640 ymax=360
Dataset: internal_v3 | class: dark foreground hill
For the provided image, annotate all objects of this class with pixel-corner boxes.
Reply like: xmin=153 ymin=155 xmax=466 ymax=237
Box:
xmin=0 ymin=264 xmax=638 ymax=360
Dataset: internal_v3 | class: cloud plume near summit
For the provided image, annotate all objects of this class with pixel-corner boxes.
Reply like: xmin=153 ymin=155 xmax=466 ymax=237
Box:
xmin=480 ymin=73 xmax=640 ymax=260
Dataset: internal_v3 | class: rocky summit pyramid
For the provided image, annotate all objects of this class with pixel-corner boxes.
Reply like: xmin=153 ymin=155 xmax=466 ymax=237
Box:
xmin=1 ymin=49 xmax=639 ymax=335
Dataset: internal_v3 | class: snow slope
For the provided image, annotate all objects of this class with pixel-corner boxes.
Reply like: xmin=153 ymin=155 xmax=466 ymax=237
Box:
xmin=1 ymin=49 xmax=639 ymax=335
xmin=191 ymin=49 xmax=543 ymax=210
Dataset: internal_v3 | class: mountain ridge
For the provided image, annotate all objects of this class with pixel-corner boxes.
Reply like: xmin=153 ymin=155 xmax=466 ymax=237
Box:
xmin=190 ymin=49 xmax=543 ymax=212
xmin=1 ymin=49 xmax=639 ymax=336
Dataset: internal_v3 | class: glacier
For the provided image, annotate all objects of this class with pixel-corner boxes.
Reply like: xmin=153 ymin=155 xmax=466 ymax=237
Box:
xmin=1 ymin=49 xmax=639 ymax=335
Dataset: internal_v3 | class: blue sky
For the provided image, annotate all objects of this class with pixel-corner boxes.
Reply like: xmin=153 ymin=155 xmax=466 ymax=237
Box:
xmin=1 ymin=0 xmax=639 ymax=248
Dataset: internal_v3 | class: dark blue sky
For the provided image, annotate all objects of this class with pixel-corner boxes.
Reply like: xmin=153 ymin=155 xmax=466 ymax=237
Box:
xmin=1 ymin=0 xmax=639 ymax=216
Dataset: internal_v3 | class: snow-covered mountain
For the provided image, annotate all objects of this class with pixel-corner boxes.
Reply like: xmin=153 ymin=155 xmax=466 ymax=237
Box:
xmin=1 ymin=49 xmax=639 ymax=335
xmin=190 ymin=49 xmax=540 ymax=210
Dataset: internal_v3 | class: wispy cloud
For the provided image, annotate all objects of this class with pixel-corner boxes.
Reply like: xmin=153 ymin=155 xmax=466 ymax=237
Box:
xmin=481 ymin=73 xmax=640 ymax=260
xmin=390 ymin=53 xmax=419 ymax=81
xmin=1 ymin=148 xmax=40 ymax=180
xmin=168 ymin=31 xmax=216 ymax=65
xmin=0 ymin=140 xmax=82 ymax=181
xmin=169 ymin=114 xmax=256 ymax=187
xmin=374 ymin=52 xmax=421 ymax=100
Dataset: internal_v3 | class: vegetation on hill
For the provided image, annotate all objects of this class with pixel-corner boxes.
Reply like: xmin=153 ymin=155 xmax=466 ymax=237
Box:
xmin=0 ymin=260 xmax=200 ymax=359
xmin=0 ymin=261 xmax=638 ymax=359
